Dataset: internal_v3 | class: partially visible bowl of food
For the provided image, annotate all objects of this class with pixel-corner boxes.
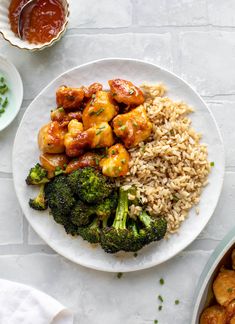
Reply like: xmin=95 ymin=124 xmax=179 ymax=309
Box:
xmin=0 ymin=0 xmax=69 ymax=51
xmin=191 ymin=228 xmax=235 ymax=324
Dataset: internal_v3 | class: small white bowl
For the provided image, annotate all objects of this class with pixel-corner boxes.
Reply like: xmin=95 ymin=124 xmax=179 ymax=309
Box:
xmin=191 ymin=228 xmax=235 ymax=323
xmin=0 ymin=56 xmax=23 ymax=131
xmin=0 ymin=0 xmax=69 ymax=51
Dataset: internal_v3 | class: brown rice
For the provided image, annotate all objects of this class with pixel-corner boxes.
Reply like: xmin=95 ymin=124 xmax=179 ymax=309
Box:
xmin=116 ymin=84 xmax=211 ymax=235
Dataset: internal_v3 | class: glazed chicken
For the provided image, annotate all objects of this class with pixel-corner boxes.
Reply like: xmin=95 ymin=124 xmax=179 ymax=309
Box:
xmin=64 ymin=120 xmax=114 ymax=157
xmin=226 ymin=300 xmax=235 ymax=322
xmin=200 ymin=305 xmax=227 ymax=324
xmin=38 ymin=121 xmax=67 ymax=154
xmin=39 ymin=153 xmax=69 ymax=178
xmin=87 ymin=122 xmax=115 ymax=149
xmin=65 ymin=152 xmax=101 ymax=174
xmin=56 ymin=86 xmax=85 ymax=110
xmin=82 ymin=90 xmax=118 ymax=129
xmin=100 ymin=143 xmax=130 ymax=177
xmin=51 ymin=107 xmax=82 ymax=125
xmin=109 ymin=79 xmax=145 ymax=106
xmin=112 ymin=105 xmax=152 ymax=148
xmin=213 ymin=270 xmax=235 ymax=307
xmin=64 ymin=119 xmax=86 ymax=157
xmin=38 ymin=80 xmax=150 ymax=178
xmin=82 ymin=82 xmax=103 ymax=98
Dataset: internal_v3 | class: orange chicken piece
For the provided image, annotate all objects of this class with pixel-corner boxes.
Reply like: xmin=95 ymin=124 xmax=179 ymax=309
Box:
xmin=56 ymin=86 xmax=85 ymax=110
xmin=65 ymin=153 xmax=101 ymax=173
xmin=82 ymin=83 xmax=103 ymax=98
xmin=39 ymin=153 xmax=69 ymax=178
xmin=64 ymin=119 xmax=87 ymax=157
xmin=100 ymin=143 xmax=130 ymax=177
xmin=82 ymin=90 xmax=118 ymax=129
xmin=113 ymin=105 xmax=152 ymax=148
xmin=200 ymin=305 xmax=227 ymax=324
xmin=51 ymin=107 xmax=82 ymax=125
xmin=87 ymin=122 xmax=115 ymax=149
xmin=38 ymin=121 xmax=66 ymax=154
xmin=213 ymin=270 xmax=235 ymax=307
xmin=109 ymin=79 xmax=145 ymax=106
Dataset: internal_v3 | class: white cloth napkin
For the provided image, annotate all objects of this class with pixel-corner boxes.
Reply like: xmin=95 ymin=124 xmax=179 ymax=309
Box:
xmin=0 ymin=279 xmax=74 ymax=324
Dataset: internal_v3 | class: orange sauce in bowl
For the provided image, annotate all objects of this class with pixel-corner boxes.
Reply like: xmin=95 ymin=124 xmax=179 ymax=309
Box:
xmin=9 ymin=0 xmax=65 ymax=44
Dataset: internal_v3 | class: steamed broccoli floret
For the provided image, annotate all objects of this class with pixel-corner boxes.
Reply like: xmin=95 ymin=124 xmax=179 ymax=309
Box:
xmin=101 ymin=187 xmax=130 ymax=253
xmin=45 ymin=175 xmax=75 ymax=215
xmin=71 ymin=200 xmax=95 ymax=227
xmin=125 ymin=221 xmax=144 ymax=252
xmin=138 ymin=211 xmax=167 ymax=244
xmin=29 ymin=185 xmax=48 ymax=211
xmin=49 ymin=208 xmax=78 ymax=236
xmin=77 ymin=217 xmax=101 ymax=244
xmin=100 ymin=187 xmax=167 ymax=253
xmin=68 ymin=167 xmax=113 ymax=203
xmin=26 ymin=163 xmax=49 ymax=185
xmin=70 ymin=190 xmax=117 ymax=228
xmin=45 ymin=175 xmax=76 ymax=232
xmin=95 ymin=190 xmax=118 ymax=219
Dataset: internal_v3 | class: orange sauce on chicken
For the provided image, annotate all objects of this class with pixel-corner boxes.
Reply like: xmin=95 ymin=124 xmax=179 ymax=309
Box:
xmin=9 ymin=0 xmax=65 ymax=44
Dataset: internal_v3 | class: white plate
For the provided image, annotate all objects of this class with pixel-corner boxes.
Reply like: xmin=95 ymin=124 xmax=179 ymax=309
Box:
xmin=12 ymin=58 xmax=225 ymax=272
xmin=0 ymin=56 xmax=23 ymax=131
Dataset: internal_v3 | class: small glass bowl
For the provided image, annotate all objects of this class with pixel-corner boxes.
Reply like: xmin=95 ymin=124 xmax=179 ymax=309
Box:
xmin=0 ymin=0 xmax=70 ymax=51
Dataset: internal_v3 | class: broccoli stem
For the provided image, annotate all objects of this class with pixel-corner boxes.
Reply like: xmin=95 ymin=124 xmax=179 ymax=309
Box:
xmin=113 ymin=188 xmax=128 ymax=229
xmin=139 ymin=210 xmax=151 ymax=227
xmin=90 ymin=217 xmax=99 ymax=229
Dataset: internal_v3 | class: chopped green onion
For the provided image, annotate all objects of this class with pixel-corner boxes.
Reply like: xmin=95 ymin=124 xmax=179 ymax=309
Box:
xmin=172 ymin=195 xmax=179 ymax=202
xmin=120 ymin=125 xmax=126 ymax=131
xmin=0 ymin=108 xmax=5 ymax=114
xmin=227 ymin=288 xmax=233 ymax=293
xmin=210 ymin=161 xmax=215 ymax=167
xmin=129 ymin=88 xmax=134 ymax=95
xmin=2 ymin=97 xmax=8 ymax=108
xmin=159 ymin=278 xmax=164 ymax=285
xmin=175 ymin=300 xmax=180 ymax=305
xmin=154 ymin=321 xmax=158 ymax=324
xmin=89 ymin=108 xmax=105 ymax=116
xmin=158 ymin=295 xmax=163 ymax=303
xmin=96 ymin=125 xmax=106 ymax=135
xmin=0 ymin=85 xmax=8 ymax=95
xmin=0 ymin=77 xmax=4 ymax=83
xmin=121 ymin=159 xmax=126 ymax=164
xmin=117 ymin=272 xmax=123 ymax=279
xmin=95 ymin=108 xmax=105 ymax=116
xmin=158 ymin=305 xmax=162 ymax=311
